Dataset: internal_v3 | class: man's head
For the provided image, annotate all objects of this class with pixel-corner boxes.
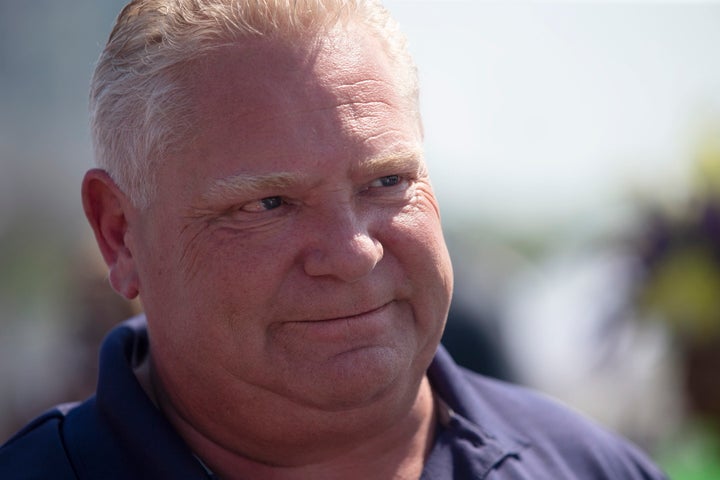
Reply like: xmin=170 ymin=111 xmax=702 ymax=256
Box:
xmin=90 ymin=0 xmax=420 ymax=209
xmin=83 ymin=0 xmax=453 ymax=465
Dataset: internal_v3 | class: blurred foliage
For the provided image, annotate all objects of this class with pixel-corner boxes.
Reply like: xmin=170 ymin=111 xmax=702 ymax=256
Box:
xmin=694 ymin=124 xmax=720 ymax=198
xmin=634 ymin=127 xmax=720 ymax=342
xmin=629 ymin=126 xmax=720 ymax=474
xmin=658 ymin=420 xmax=720 ymax=480
xmin=638 ymin=245 xmax=720 ymax=341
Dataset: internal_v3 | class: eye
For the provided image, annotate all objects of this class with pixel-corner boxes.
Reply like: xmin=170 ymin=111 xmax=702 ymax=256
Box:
xmin=370 ymin=175 xmax=402 ymax=188
xmin=240 ymin=196 xmax=284 ymax=213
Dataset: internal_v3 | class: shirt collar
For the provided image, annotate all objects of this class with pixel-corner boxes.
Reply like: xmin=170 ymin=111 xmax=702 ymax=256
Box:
xmin=424 ymin=345 xmax=530 ymax=478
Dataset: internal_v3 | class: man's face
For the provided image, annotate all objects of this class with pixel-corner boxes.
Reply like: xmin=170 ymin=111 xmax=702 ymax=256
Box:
xmin=127 ymin=27 xmax=453 ymax=420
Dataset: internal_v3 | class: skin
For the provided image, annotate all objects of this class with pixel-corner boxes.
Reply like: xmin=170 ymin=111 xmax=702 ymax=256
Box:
xmin=83 ymin=24 xmax=453 ymax=480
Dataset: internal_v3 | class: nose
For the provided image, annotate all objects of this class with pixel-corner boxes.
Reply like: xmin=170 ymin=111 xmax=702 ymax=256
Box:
xmin=301 ymin=207 xmax=384 ymax=282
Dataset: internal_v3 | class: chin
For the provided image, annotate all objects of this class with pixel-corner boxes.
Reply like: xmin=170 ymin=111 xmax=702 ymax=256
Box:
xmin=292 ymin=345 xmax=420 ymax=411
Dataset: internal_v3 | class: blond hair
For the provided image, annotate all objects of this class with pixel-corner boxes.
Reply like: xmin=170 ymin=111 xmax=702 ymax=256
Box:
xmin=89 ymin=0 xmax=418 ymax=208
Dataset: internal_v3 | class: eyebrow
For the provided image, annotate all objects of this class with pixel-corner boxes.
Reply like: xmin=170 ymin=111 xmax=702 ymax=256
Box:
xmin=198 ymin=149 xmax=425 ymax=206
xmin=354 ymin=149 xmax=425 ymax=178
xmin=200 ymin=171 xmax=309 ymax=205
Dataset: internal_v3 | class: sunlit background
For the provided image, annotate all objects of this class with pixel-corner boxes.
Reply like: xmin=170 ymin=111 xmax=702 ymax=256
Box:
xmin=2 ymin=1 xmax=720 ymax=476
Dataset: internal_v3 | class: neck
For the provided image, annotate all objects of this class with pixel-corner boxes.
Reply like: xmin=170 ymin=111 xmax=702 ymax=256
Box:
xmin=158 ymin=375 xmax=437 ymax=480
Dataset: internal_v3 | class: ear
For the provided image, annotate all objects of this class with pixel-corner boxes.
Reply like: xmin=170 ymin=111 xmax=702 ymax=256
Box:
xmin=81 ymin=168 xmax=140 ymax=299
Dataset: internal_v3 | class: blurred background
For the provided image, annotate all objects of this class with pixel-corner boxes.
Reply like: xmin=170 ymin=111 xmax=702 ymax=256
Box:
xmin=1 ymin=1 xmax=720 ymax=476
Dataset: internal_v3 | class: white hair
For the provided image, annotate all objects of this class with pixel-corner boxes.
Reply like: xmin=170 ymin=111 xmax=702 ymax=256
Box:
xmin=89 ymin=0 xmax=419 ymax=208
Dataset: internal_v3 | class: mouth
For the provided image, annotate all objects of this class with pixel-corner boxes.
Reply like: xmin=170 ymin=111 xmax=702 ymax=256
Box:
xmin=300 ymin=301 xmax=393 ymax=324
xmin=280 ymin=301 xmax=397 ymax=344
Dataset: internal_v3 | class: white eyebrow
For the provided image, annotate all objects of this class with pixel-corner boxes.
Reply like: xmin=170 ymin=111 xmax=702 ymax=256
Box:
xmin=198 ymin=149 xmax=425 ymax=205
xmin=353 ymin=149 xmax=426 ymax=177
xmin=200 ymin=171 xmax=310 ymax=205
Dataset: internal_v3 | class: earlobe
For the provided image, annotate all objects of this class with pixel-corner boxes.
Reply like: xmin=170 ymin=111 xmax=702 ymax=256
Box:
xmin=81 ymin=168 xmax=140 ymax=299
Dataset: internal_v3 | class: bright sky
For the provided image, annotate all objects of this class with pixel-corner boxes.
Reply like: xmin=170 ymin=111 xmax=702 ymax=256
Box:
xmin=384 ymin=1 xmax=720 ymax=231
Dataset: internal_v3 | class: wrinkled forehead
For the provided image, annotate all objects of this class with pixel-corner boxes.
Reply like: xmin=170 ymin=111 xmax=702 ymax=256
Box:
xmin=195 ymin=32 xmax=360 ymax=89
xmin=181 ymin=24 xmax=417 ymax=124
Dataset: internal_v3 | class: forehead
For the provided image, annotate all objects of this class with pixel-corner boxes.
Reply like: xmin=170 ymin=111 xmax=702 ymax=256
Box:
xmin=176 ymin=26 xmax=421 ymax=175
xmin=187 ymin=25 xmax=410 ymax=122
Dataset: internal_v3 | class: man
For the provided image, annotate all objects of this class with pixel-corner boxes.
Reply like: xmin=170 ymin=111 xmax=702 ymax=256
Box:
xmin=0 ymin=1 xmax=666 ymax=478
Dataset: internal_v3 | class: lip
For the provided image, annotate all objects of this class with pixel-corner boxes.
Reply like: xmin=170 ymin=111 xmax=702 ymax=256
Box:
xmin=281 ymin=301 xmax=396 ymax=343
xmin=298 ymin=302 xmax=392 ymax=324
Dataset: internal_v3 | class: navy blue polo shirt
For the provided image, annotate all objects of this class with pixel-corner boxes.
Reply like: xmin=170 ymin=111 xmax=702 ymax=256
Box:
xmin=0 ymin=316 xmax=666 ymax=479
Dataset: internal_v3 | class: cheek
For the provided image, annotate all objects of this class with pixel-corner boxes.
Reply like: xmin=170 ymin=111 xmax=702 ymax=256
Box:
xmin=386 ymin=198 xmax=453 ymax=298
xmin=392 ymin=186 xmax=449 ymax=260
xmin=381 ymin=205 xmax=453 ymax=367
xmin=182 ymin=227 xmax=284 ymax=283
xmin=176 ymin=229 xmax=303 ymax=334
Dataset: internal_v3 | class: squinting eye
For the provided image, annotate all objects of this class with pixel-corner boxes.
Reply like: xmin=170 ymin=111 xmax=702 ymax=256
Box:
xmin=240 ymin=196 xmax=284 ymax=212
xmin=372 ymin=175 xmax=402 ymax=187
xmin=260 ymin=196 xmax=283 ymax=210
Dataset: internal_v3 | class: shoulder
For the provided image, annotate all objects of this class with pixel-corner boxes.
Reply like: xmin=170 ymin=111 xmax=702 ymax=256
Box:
xmin=0 ymin=405 xmax=80 ymax=479
xmin=430 ymin=347 xmax=668 ymax=478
